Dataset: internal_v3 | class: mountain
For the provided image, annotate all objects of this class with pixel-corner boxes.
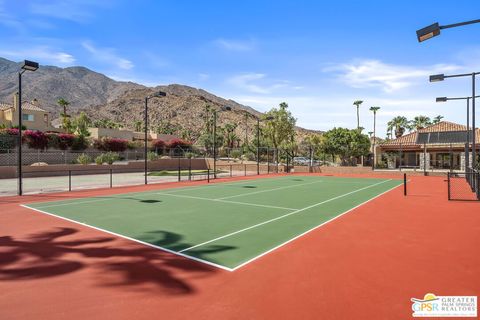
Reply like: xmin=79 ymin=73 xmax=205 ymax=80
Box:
xmin=0 ymin=57 xmax=321 ymax=143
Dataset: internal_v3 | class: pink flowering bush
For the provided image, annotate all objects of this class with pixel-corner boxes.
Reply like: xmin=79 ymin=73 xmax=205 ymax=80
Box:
xmin=23 ymin=130 xmax=48 ymax=149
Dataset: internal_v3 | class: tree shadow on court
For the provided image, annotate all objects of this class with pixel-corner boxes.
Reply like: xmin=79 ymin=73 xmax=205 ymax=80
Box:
xmin=0 ymin=227 xmax=235 ymax=294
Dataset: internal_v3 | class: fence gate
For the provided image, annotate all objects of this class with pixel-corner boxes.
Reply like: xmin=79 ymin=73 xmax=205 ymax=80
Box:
xmin=447 ymin=169 xmax=480 ymax=201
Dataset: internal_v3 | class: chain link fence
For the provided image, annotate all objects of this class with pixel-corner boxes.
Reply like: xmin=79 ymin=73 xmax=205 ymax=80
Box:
xmin=447 ymin=168 xmax=480 ymax=201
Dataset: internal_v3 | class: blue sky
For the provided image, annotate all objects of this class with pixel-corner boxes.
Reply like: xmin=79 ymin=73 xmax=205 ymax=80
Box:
xmin=1 ymin=0 xmax=480 ymax=136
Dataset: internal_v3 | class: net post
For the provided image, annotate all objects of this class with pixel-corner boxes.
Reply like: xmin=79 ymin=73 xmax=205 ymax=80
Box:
xmin=403 ymin=173 xmax=407 ymax=196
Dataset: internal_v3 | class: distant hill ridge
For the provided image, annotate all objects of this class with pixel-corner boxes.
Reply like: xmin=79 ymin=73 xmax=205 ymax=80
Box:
xmin=0 ymin=57 xmax=320 ymax=142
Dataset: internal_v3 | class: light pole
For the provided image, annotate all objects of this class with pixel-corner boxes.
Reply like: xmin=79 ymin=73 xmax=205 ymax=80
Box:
xmin=144 ymin=91 xmax=166 ymax=184
xmin=369 ymin=106 xmax=380 ymax=170
xmin=255 ymin=115 xmax=274 ymax=175
xmin=17 ymin=60 xmax=39 ymax=196
xmin=436 ymin=95 xmax=480 ymax=169
xmin=416 ymin=19 xmax=480 ymax=42
xmin=213 ymin=106 xmax=232 ymax=178
xmin=430 ymin=73 xmax=479 ymax=168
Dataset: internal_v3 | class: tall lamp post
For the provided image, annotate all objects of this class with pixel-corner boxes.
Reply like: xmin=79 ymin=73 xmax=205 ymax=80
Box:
xmin=144 ymin=91 xmax=166 ymax=184
xmin=213 ymin=106 xmax=232 ymax=178
xmin=436 ymin=95 xmax=480 ymax=168
xmin=416 ymin=19 xmax=480 ymax=42
xmin=17 ymin=60 xmax=39 ymax=196
xmin=255 ymin=115 xmax=274 ymax=175
xmin=430 ymin=73 xmax=479 ymax=168
xmin=369 ymin=106 xmax=380 ymax=170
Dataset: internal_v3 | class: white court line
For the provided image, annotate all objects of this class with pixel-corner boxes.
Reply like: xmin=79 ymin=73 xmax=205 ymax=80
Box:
xmin=20 ymin=204 xmax=234 ymax=272
xmin=217 ymin=179 xmax=325 ymax=200
xmin=156 ymin=192 xmax=298 ymax=211
xmin=231 ymin=180 xmax=403 ymax=271
xmin=179 ymin=179 xmax=392 ymax=253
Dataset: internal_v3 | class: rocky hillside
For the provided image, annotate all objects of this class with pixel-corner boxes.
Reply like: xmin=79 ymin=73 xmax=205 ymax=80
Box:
xmin=0 ymin=57 xmax=321 ymax=143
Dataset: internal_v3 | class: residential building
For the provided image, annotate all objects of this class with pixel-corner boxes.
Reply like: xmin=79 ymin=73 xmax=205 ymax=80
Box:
xmin=378 ymin=121 xmax=480 ymax=171
xmin=0 ymin=94 xmax=55 ymax=131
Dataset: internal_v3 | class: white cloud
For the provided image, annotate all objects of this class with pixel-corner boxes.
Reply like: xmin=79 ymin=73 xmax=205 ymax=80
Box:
xmin=82 ymin=41 xmax=133 ymax=70
xmin=0 ymin=46 xmax=75 ymax=65
xmin=198 ymin=73 xmax=210 ymax=81
xmin=28 ymin=0 xmax=111 ymax=23
xmin=325 ymin=59 xmax=461 ymax=93
xmin=227 ymin=73 xmax=291 ymax=94
xmin=214 ymin=38 xmax=256 ymax=52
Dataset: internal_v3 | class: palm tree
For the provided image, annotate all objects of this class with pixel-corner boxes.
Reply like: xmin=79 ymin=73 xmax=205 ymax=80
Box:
xmin=388 ymin=116 xmax=409 ymax=138
xmin=432 ymin=115 xmax=444 ymax=124
xmin=57 ymin=98 xmax=70 ymax=116
xmin=353 ymin=100 xmax=363 ymax=129
xmin=409 ymin=115 xmax=432 ymax=131
xmin=134 ymin=120 xmax=143 ymax=132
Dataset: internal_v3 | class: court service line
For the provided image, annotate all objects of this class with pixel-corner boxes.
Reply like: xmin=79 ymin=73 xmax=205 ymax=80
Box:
xmin=179 ymin=179 xmax=392 ymax=253
xmin=20 ymin=204 xmax=235 ymax=272
xmin=155 ymin=192 xmax=298 ymax=211
xmin=231 ymin=180 xmax=403 ymax=270
xmin=216 ymin=179 xmax=325 ymax=200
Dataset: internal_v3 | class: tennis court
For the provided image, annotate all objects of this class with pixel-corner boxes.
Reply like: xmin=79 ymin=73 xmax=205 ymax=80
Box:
xmin=22 ymin=175 xmax=403 ymax=270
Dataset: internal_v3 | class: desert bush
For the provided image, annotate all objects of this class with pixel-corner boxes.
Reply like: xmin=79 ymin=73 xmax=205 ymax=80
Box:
xmin=23 ymin=130 xmax=48 ymax=149
xmin=242 ymin=152 xmax=256 ymax=161
xmin=95 ymin=152 xmax=120 ymax=165
xmin=147 ymin=151 xmax=159 ymax=161
xmin=95 ymin=137 xmax=128 ymax=152
xmin=71 ymin=135 xmax=89 ymax=150
xmin=76 ymin=153 xmax=92 ymax=165
xmin=230 ymin=149 xmax=242 ymax=159
xmin=167 ymin=138 xmax=191 ymax=149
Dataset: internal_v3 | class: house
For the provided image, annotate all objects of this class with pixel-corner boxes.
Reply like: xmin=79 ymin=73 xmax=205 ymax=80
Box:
xmin=0 ymin=94 xmax=55 ymax=131
xmin=87 ymin=127 xmax=179 ymax=142
xmin=378 ymin=121 xmax=480 ymax=171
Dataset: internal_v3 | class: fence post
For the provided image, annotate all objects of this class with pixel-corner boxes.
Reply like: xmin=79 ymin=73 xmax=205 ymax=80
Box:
xmin=230 ymin=164 xmax=232 ymax=178
xmin=178 ymin=159 xmax=181 ymax=182
xmin=69 ymin=170 xmax=71 ymax=192
xmin=447 ymin=173 xmax=451 ymax=200
xmin=207 ymin=168 xmax=210 ymax=183
xmin=188 ymin=158 xmax=192 ymax=181
xmin=403 ymin=173 xmax=407 ymax=196
xmin=244 ymin=164 xmax=247 ymax=176
xmin=110 ymin=169 xmax=113 ymax=188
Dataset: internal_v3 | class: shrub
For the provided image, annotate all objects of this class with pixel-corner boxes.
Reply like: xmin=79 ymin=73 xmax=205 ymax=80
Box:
xmin=184 ymin=152 xmax=195 ymax=159
xmin=230 ymin=149 xmax=242 ymax=159
xmin=0 ymin=128 xmax=18 ymax=150
xmin=23 ymin=130 xmax=48 ymax=149
xmin=95 ymin=137 xmax=128 ymax=152
xmin=167 ymin=138 xmax=191 ymax=149
xmin=147 ymin=151 xmax=159 ymax=161
xmin=71 ymin=135 xmax=89 ymax=150
xmin=242 ymin=152 xmax=256 ymax=161
xmin=76 ymin=153 xmax=92 ymax=165
xmin=127 ymin=140 xmax=143 ymax=150
xmin=152 ymin=139 xmax=166 ymax=151
xmin=58 ymin=133 xmax=76 ymax=150
xmin=95 ymin=152 xmax=120 ymax=165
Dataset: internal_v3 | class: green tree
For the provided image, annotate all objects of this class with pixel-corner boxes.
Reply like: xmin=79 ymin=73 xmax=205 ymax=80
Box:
xmin=223 ymin=123 xmax=238 ymax=149
xmin=432 ymin=115 xmax=444 ymax=124
xmin=323 ymin=128 xmax=370 ymax=165
xmin=73 ymin=112 xmax=91 ymax=137
xmin=263 ymin=102 xmax=297 ymax=163
xmin=353 ymin=100 xmax=363 ymax=130
xmin=387 ymin=116 xmax=409 ymax=138
xmin=134 ymin=120 xmax=143 ymax=132
xmin=57 ymin=98 xmax=74 ymax=133
xmin=409 ymin=115 xmax=432 ymax=131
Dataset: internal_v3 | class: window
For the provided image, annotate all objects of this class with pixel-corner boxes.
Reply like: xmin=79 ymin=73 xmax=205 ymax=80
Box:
xmin=22 ymin=114 xmax=34 ymax=121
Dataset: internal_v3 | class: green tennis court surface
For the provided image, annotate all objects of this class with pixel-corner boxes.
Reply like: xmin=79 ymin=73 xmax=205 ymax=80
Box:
xmin=23 ymin=176 xmax=402 ymax=271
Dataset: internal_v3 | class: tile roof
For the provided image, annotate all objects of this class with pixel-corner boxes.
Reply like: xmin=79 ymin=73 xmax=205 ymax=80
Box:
xmin=381 ymin=121 xmax=480 ymax=147
xmin=0 ymin=101 xmax=46 ymax=112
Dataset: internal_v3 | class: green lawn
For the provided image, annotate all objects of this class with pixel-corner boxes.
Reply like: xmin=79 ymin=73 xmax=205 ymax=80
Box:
xmin=24 ymin=175 xmax=402 ymax=270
